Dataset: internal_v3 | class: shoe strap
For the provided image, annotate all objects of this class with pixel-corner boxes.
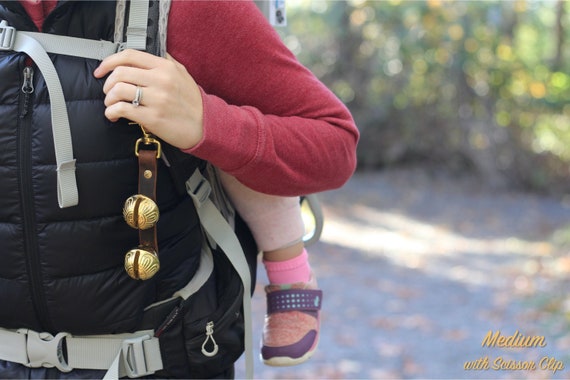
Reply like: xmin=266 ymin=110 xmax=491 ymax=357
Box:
xmin=267 ymin=289 xmax=322 ymax=314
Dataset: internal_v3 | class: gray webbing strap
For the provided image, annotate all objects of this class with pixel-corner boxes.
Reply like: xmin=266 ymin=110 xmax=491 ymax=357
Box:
xmin=186 ymin=169 xmax=254 ymax=379
xmin=100 ymin=331 xmax=162 ymax=379
xmin=1 ymin=21 xmax=78 ymax=208
xmin=126 ymin=0 xmax=149 ymax=50
xmin=0 ymin=1 xmax=148 ymax=208
xmin=18 ymin=31 xmax=120 ymax=60
xmin=144 ymin=246 xmax=214 ymax=309
xmin=172 ymin=246 xmax=214 ymax=300
xmin=0 ymin=328 xmax=162 ymax=378
xmin=0 ymin=328 xmax=27 ymax=365
xmin=302 ymin=194 xmax=324 ymax=246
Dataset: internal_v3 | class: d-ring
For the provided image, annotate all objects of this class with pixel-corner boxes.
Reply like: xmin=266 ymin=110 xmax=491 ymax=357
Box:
xmin=132 ymin=86 xmax=142 ymax=107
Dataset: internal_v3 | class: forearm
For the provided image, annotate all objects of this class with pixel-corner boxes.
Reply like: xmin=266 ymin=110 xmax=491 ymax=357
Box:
xmin=186 ymin=89 xmax=357 ymax=196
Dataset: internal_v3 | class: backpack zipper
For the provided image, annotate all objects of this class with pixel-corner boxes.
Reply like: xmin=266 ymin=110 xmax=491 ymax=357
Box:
xmin=18 ymin=63 xmax=54 ymax=332
xmin=20 ymin=66 xmax=34 ymax=118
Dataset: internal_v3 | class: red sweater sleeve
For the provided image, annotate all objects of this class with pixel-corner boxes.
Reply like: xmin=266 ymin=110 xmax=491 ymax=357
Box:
xmin=167 ymin=1 xmax=359 ymax=196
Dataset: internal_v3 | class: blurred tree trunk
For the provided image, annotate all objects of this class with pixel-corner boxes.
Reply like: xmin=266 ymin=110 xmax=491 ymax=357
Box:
xmin=456 ymin=11 xmax=513 ymax=188
xmin=501 ymin=1 xmax=518 ymax=39
xmin=326 ymin=1 xmax=367 ymax=111
xmin=327 ymin=1 xmax=387 ymax=168
xmin=554 ymin=0 xmax=565 ymax=70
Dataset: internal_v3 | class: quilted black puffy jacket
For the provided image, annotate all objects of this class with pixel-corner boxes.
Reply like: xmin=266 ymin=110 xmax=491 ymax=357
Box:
xmin=0 ymin=2 xmax=262 ymax=378
xmin=0 ymin=0 xmax=204 ymax=340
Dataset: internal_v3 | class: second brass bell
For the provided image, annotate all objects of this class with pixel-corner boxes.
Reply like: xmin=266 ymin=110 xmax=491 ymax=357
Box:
xmin=123 ymin=194 xmax=159 ymax=230
xmin=124 ymin=246 xmax=160 ymax=280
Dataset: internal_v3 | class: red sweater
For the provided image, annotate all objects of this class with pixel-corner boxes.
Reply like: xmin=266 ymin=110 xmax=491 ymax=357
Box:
xmin=20 ymin=0 xmax=359 ymax=196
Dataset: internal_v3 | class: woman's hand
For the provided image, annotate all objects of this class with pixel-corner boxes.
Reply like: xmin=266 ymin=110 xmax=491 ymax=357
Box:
xmin=93 ymin=49 xmax=204 ymax=150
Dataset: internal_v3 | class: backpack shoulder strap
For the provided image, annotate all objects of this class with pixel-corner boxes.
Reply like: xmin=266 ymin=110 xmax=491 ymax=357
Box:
xmin=114 ymin=0 xmax=167 ymax=56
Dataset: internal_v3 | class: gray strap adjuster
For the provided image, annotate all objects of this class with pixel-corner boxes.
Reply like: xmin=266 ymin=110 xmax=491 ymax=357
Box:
xmin=0 ymin=21 xmax=15 ymax=50
xmin=122 ymin=335 xmax=153 ymax=378
xmin=186 ymin=170 xmax=212 ymax=207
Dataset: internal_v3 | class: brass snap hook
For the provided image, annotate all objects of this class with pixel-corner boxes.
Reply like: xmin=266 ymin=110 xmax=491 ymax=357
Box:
xmin=130 ymin=122 xmax=162 ymax=159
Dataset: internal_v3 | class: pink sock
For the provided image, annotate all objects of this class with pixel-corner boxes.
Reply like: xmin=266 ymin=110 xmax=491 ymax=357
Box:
xmin=263 ymin=249 xmax=311 ymax=285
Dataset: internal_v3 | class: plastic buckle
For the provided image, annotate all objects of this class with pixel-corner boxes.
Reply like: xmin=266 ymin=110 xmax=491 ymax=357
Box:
xmin=122 ymin=335 xmax=152 ymax=378
xmin=186 ymin=171 xmax=212 ymax=207
xmin=0 ymin=21 xmax=16 ymax=51
xmin=18 ymin=329 xmax=72 ymax=372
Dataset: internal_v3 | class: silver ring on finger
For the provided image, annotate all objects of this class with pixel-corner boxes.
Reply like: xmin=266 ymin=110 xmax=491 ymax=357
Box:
xmin=132 ymin=86 xmax=143 ymax=107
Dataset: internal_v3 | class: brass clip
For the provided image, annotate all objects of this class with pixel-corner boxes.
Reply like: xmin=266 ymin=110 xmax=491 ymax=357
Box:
xmin=130 ymin=122 xmax=162 ymax=159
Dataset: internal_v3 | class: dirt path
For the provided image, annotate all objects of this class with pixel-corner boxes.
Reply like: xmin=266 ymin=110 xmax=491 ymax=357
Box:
xmin=237 ymin=168 xmax=570 ymax=379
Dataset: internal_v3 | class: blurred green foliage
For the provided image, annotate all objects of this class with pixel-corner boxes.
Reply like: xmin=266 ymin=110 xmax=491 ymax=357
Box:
xmin=280 ymin=0 xmax=570 ymax=193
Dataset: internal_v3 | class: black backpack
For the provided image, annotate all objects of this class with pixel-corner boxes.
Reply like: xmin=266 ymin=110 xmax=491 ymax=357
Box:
xmin=0 ymin=1 xmax=321 ymax=377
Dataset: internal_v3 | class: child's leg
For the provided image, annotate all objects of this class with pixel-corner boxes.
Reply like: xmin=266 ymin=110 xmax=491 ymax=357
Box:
xmin=263 ymin=241 xmax=310 ymax=285
xmin=218 ymin=170 xmax=322 ymax=366
xmin=217 ymin=170 xmax=310 ymax=283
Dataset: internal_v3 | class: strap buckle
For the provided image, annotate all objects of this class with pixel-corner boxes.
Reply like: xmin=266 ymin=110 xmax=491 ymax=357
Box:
xmin=121 ymin=334 xmax=153 ymax=378
xmin=186 ymin=170 xmax=212 ymax=207
xmin=0 ymin=20 xmax=16 ymax=50
xmin=17 ymin=329 xmax=72 ymax=372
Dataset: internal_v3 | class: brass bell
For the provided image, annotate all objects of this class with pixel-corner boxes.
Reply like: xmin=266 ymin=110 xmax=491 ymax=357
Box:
xmin=124 ymin=246 xmax=160 ymax=280
xmin=123 ymin=194 xmax=159 ymax=230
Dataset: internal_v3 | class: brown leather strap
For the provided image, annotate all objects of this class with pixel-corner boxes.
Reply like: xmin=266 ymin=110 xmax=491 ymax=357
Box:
xmin=138 ymin=148 xmax=158 ymax=251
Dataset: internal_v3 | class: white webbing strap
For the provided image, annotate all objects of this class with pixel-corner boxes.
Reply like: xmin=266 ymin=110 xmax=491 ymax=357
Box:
xmin=126 ymin=0 xmax=149 ymax=50
xmin=186 ymin=169 xmax=254 ymax=379
xmin=0 ymin=328 xmax=162 ymax=378
xmin=1 ymin=20 xmax=78 ymax=208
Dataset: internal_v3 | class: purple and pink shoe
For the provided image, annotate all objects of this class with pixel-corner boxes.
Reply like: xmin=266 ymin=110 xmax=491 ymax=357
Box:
xmin=261 ymin=276 xmax=322 ymax=366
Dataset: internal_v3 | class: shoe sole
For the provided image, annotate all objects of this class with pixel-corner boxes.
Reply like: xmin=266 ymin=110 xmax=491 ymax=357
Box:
xmin=262 ymin=335 xmax=320 ymax=367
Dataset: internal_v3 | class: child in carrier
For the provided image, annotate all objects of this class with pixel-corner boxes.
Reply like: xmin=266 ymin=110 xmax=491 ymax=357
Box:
xmin=219 ymin=171 xmax=322 ymax=367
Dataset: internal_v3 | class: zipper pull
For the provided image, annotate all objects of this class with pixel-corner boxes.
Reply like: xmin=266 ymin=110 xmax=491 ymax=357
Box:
xmin=22 ymin=66 xmax=34 ymax=94
xmin=20 ymin=66 xmax=34 ymax=118
xmin=201 ymin=321 xmax=219 ymax=357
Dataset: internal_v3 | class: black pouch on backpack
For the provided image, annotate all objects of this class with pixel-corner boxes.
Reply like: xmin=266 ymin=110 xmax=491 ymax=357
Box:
xmin=148 ymin=248 xmax=246 ymax=379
